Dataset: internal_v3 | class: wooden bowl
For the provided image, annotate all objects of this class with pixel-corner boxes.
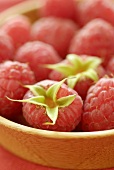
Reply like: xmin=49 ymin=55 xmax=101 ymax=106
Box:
xmin=0 ymin=0 xmax=43 ymax=25
xmin=0 ymin=116 xmax=114 ymax=170
xmin=0 ymin=1 xmax=114 ymax=170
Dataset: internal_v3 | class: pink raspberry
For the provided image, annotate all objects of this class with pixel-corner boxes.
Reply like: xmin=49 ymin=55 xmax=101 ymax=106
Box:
xmin=0 ymin=60 xmax=36 ymax=119
xmin=0 ymin=30 xmax=14 ymax=62
xmin=82 ymin=77 xmax=114 ymax=131
xmin=106 ymin=57 xmax=114 ymax=77
xmin=1 ymin=15 xmax=31 ymax=49
xmin=69 ymin=18 xmax=114 ymax=67
xmin=21 ymin=79 xmax=83 ymax=132
xmin=73 ymin=63 xmax=105 ymax=100
xmin=14 ymin=41 xmax=61 ymax=81
xmin=48 ymin=54 xmax=105 ymax=100
xmin=39 ymin=0 xmax=79 ymax=22
xmin=30 ymin=17 xmax=78 ymax=58
xmin=77 ymin=0 xmax=114 ymax=27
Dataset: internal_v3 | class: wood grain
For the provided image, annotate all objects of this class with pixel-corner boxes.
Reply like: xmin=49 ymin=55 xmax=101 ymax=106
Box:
xmin=0 ymin=116 xmax=114 ymax=170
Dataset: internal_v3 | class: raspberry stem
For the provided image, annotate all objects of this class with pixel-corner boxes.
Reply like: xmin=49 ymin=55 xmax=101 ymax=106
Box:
xmin=7 ymin=78 xmax=76 ymax=125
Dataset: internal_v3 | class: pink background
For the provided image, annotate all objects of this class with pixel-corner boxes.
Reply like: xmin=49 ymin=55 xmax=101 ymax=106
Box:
xmin=0 ymin=146 xmax=59 ymax=170
xmin=0 ymin=0 xmax=114 ymax=170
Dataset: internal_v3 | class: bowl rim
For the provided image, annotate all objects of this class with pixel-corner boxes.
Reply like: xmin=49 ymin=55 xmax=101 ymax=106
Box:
xmin=0 ymin=116 xmax=114 ymax=139
xmin=0 ymin=0 xmax=42 ymax=26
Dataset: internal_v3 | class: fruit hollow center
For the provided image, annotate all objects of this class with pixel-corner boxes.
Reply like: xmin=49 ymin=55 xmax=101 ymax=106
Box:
xmin=74 ymin=66 xmax=87 ymax=75
xmin=45 ymin=97 xmax=57 ymax=108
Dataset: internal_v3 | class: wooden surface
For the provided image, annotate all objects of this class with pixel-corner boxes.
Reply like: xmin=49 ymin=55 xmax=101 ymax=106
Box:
xmin=0 ymin=0 xmax=43 ymax=25
xmin=0 ymin=116 xmax=114 ymax=170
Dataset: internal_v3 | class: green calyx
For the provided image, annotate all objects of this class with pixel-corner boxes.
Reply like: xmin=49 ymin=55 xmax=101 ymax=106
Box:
xmin=46 ymin=54 xmax=102 ymax=88
xmin=7 ymin=79 xmax=76 ymax=125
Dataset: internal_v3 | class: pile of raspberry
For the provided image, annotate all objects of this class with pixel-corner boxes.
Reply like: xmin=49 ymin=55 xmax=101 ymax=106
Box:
xmin=1 ymin=0 xmax=114 ymax=132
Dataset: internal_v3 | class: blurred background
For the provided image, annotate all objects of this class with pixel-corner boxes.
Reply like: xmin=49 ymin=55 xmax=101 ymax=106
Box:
xmin=0 ymin=0 xmax=28 ymax=12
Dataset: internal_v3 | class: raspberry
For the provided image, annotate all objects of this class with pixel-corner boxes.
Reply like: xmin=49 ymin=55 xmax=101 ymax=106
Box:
xmin=30 ymin=17 xmax=78 ymax=58
xmin=0 ymin=30 xmax=14 ymax=62
xmin=21 ymin=79 xmax=83 ymax=132
xmin=0 ymin=60 xmax=36 ymax=119
xmin=69 ymin=18 xmax=114 ymax=67
xmin=73 ymin=64 xmax=105 ymax=100
xmin=1 ymin=15 xmax=31 ymax=49
xmin=14 ymin=41 xmax=61 ymax=81
xmin=106 ymin=57 xmax=114 ymax=77
xmin=82 ymin=77 xmax=114 ymax=131
xmin=78 ymin=0 xmax=114 ymax=27
xmin=48 ymin=54 xmax=105 ymax=100
xmin=39 ymin=0 xmax=79 ymax=22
